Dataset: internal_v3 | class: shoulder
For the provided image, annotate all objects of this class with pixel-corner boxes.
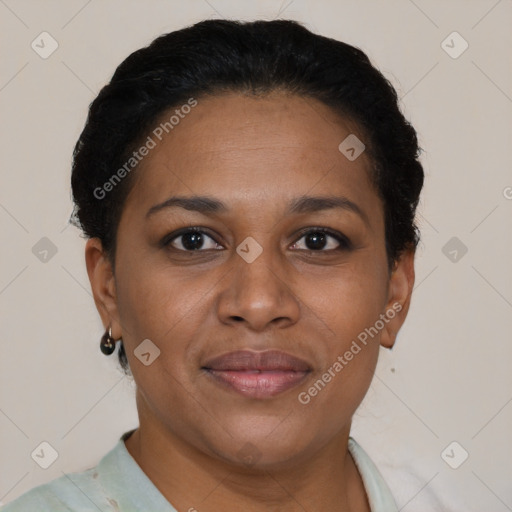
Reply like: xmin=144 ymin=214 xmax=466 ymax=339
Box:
xmin=0 ymin=467 xmax=117 ymax=512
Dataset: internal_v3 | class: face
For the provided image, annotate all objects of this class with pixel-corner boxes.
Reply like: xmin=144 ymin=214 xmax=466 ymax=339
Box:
xmin=87 ymin=91 xmax=414 ymax=469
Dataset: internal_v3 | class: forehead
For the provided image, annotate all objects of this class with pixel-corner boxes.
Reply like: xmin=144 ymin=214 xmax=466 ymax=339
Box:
xmin=124 ymin=92 xmax=377 ymax=215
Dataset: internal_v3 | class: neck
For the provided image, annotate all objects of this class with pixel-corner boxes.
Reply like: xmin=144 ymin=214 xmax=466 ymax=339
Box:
xmin=124 ymin=396 xmax=370 ymax=512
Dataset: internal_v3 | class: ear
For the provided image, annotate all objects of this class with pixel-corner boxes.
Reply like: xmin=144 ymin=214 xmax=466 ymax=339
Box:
xmin=85 ymin=238 xmax=122 ymax=340
xmin=380 ymin=249 xmax=415 ymax=349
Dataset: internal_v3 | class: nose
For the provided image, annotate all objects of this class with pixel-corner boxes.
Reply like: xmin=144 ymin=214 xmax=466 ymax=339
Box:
xmin=216 ymin=245 xmax=301 ymax=332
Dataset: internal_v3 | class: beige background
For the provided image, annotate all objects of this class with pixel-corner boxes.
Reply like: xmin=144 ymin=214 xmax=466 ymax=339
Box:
xmin=1 ymin=0 xmax=511 ymax=510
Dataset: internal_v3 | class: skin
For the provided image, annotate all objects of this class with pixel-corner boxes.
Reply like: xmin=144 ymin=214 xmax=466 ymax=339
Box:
xmin=86 ymin=91 xmax=415 ymax=512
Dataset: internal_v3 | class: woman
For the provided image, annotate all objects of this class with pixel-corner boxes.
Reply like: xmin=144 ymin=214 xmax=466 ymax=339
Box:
xmin=2 ymin=18 xmax=423 ymax=512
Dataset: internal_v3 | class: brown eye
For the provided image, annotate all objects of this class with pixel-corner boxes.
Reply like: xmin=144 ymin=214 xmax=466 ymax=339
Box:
xmin=291 ymin=228 xmax=351 ymax=252
xmin=162 ymin=228 xmax=223 ymax=251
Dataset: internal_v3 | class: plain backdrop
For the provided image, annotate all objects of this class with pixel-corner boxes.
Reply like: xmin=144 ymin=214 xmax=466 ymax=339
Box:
xmin=1 ymin=1 xmax=511 ymax=510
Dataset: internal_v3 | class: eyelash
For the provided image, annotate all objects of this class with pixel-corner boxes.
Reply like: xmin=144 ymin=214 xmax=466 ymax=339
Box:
xmin=161 ymin=226 xmax=352 ymax=253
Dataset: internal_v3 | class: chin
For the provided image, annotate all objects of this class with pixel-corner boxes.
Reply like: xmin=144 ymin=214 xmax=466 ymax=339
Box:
xmin=203 ymin=415 xmax=319 ymax=470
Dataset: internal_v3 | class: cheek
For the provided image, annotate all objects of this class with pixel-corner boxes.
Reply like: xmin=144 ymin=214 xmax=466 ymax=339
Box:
xmin=295 ymin=265 xmax=386 ymax=415
xmin=305 ymin=259 xmax=389 ymax=342
xmin=115 ymin=250 xmax=201 ymax=336
xmin=296 ymin=258 xmax=387 ymax=398
xmin=113 ymin=254 xmax=217 ymax=383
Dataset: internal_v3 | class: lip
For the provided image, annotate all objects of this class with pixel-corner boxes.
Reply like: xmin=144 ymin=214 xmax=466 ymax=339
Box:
xmin=202 ymin=350 xmax=312 ymax=399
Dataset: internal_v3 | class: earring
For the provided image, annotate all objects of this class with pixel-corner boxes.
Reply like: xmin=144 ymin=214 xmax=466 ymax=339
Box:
xmin=100 ymin=326 xmax=117 ymax=355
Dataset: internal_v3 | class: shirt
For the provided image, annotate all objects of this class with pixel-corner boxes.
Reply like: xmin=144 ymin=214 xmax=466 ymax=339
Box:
xmin=0 ymin=430 xmax=398 ymax=511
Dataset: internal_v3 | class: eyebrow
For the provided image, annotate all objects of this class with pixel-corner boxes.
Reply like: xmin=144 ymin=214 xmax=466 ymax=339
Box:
xmin=146 ymin=194 xmax=369 ymax=225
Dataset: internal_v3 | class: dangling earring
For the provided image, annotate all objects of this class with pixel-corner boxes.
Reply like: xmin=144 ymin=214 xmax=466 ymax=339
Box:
xmin=100 ymin=325 xmax=117 ymax=355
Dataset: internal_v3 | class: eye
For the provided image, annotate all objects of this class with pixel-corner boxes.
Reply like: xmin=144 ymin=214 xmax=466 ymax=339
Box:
xmin=161 ymin=227 xmax=351 ymax=253
xmin=162 ymin=227 xmax=223 ymax=251
xmin=290 ymin=228 xmax=351 ymax=252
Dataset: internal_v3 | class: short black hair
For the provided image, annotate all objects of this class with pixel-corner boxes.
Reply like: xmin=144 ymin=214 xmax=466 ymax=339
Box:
xmin=70 ymin=19 xmax=424 ymax=375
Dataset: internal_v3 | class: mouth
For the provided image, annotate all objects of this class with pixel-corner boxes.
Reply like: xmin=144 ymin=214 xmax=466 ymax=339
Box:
xmin=202 ymin=350 xmax=312 ymax=399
